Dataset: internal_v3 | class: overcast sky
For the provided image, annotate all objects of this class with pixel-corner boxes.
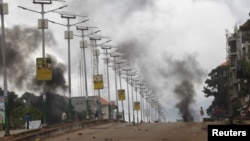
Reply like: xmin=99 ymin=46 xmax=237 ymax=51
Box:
xmin=3 ymin=0 xmax=250 ymax=122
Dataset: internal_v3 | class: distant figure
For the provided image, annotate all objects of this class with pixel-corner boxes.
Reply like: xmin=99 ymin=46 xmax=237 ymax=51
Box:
xmin=62 ymin=112 xmax=67 ymax=122
xmin=200 ymin=107 xmax=204 ymax=122
xmin=95 ymin=108 xmax=98 ymax=120
xmin=25 ymin=113 xmax=30 ymax=130
xmin=215 ymin=106 xmax=222 ymax=121
xmin=39 ymin=114 xmax=44 ymax=128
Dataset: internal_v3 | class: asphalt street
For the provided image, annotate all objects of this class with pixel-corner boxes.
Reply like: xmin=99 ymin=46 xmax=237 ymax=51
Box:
xmin=43 ymin=122 xmax=209 ymax=141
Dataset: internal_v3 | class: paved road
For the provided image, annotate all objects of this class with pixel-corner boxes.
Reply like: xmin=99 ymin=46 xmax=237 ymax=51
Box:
xmin=43 ymin=122 xmax=210 ymax=141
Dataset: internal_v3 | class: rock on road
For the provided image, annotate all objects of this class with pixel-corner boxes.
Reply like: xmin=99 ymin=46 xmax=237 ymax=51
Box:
xmin=44 ymin=122 xmax=213 ymax=141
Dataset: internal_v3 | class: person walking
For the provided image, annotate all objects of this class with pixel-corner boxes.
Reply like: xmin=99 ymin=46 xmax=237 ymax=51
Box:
xmin=39 ymin=114 xmax=43 ymax=128
xmin=62 ymin=112 xmax=67 ymax=122
xmin=200 ymin=107 xmax=204 ymax=122
xmin=215 ymin=106 xmax=222 ymax=121
xmin=25 ymin=113 xmax=30 ymax=130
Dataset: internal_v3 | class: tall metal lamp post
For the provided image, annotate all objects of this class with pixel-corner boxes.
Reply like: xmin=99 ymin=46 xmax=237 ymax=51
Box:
xmin=89 ymin=37 xmax=111 ymax=119
xmin=49 ymin=14 xmax=89 ymax=121
xmin=18 ymin=0 xmax=67 ymax=126
xmin=110 ymin=53 xmax=120 ymax=119
xmin=139 ymin=86 xmax=146 ymax=122
xmin=127 ymin=71 xmax=137 ymax=123
xmin=0 ymin=1 xmax=9 ymax=136
xmin=133 ymin=76 xmax=142 ymax=123
xmin=115 ymin=59 xmax=127 ymax=121
xmin=101 ymin=45 xmax=112 ymax=119
xmin=122 ymin=68 xmax=132 ymax=123
xmin=75 ymin=26 xmax=100 ymax=119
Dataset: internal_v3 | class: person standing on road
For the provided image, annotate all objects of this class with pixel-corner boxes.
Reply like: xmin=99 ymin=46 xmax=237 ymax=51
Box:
xmin=215 ymin=106 xmax=222 ymax=121
xmin=39 ymin=114 xmax=43 ymax=128
xmin=62 ymin=112 xmax=67 ymax=122
xmin=95 ymin=108 xmax=98 ymax=120
xmin=200 ymin=107 xmax=204 ymax=122
xmin=25 ymin=113 xmax=30 ymax=130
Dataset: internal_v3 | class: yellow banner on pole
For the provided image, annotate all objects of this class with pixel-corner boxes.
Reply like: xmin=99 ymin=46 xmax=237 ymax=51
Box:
xmin=36 ymin=58 xmax=52 ymax=80
xmin=118 ymin=89 xmax=125 ymax=100
xmin=134 ymin=101 xmax=140 ymax=110
xmin=93 ymin=74 xmax=104 ymax=89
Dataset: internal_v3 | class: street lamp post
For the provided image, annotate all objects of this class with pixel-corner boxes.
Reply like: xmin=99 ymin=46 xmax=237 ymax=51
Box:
xmin=110 ymin=53 xmax=120 ymax=119
xmin=139 ymin=87 xmax=146 ymax=122
xmin=18 ymin=0 xmax=67 ymax=126
xmin=133 ymin=77 xmax=141 ymax=123
xmin=135 ymin=86 xmax=140 ymax=123
xmin=123 ymin=68 xmax=132 ymax=123
xmin=144 ymin=89 xmax=150 ymax=122
xmin=101 ymin=45 xmax=112 ymax=119
xmin=49 ymin=14 xmax=89 ymax=121
xmin=0 ymin=1 xmax=9 ymax=136
xmin=116 ymin=60 xmax=126 ymax=121
xmin=90 ymin=37 xmax=101 ymax=119
xmin=128 ymin=72 xmax=137 ymax=123
xmin=146 ymin=94 xmax=154 ymax=122
xmin=75 ymin=26 xmax=100 ymax=120
xmin=89 ymin=37 xmax=110 ymax=119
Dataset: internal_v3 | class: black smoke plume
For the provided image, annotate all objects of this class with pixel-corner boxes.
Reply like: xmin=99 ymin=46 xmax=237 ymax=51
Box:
xmin=174 ymin=80 xmax=195 ymax=122
xmin=169 ymin=55 xmax=205 ymax=122
xmin=0 ymin=25 xmax=67 ymax=94
xmin=116 ymin=38 xmax=206 ymax=122
xmin=0 ymin=25 xmax=69 ymax=124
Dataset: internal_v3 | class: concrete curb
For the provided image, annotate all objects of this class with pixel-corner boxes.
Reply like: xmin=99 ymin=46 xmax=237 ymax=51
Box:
xmin=0 ymin=119 xmax=124 ymax=141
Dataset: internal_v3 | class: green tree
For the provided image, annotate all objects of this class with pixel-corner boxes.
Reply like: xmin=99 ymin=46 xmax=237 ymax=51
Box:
xmin=12 ymin=106 xmax=41 ymax=129
xmin=202 ymin=65 xmax=230 ymax=117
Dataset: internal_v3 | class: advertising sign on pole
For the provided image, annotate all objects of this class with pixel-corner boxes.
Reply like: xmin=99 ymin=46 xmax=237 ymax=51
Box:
xmin=134 ymin=101 xmax=140 ymax=110
xmin=36 ymin=58 xmax=52 ymax=80
xmin=93 ymin=74 xmax=104 ymax=89
xmin=118 ymin=89 xmax=125 ymax=100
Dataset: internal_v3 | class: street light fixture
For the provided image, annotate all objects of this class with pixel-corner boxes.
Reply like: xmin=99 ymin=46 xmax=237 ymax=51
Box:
xmin=49 ymin=12 xmax=89 ymax=121
xmin=101 ymin=45 xmax=112 ymax=119
xmin=138 ymin=85 xmax=147 ymax=122
xmin=134 ymin=80 xmax=144 ymax=123
xmin=89 ymin=37 xmax=110 ymax=119
xmin=122 ymin=68 xmax=132 ymax=123
xmin=127 ymin=71 xmax=138 ymax=123
xmin=110 ymin=53 xmax=123 ymax=120
xmin=133 ymin=81 xmax=140 ymax=123
xmin=18 ymin=0 xmax=67 ymax=127
xmin=115 ymin=59 xmax=127 ymax=121
xmin=144 ymin=89 xmax=151 ymax=122
xmin=146 ymin=92 xmax=155 ymax=122
xmin=18 ymin=1 xmax=67 ymax=58
xmin=75 ymin=26 xmax=99 ymax=120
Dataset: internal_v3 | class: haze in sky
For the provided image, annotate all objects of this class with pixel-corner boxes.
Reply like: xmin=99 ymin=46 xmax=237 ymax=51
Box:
xmin=1 ymin=0 xmax=250 ymax=122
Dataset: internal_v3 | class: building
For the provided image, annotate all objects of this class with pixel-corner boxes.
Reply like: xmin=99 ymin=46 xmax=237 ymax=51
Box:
xmin=226 ymin=25 xmax=242 ymax=99
xmin=226 ymin=16 xmax=250 ymax=117
xmin=71 ymin=96 xmax=116 ymax=120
